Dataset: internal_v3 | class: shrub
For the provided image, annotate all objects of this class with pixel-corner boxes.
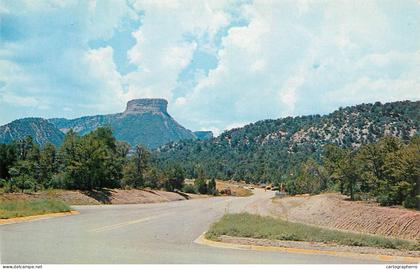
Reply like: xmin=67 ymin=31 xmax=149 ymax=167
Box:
xmin=182 ymin=184 xmax=196 ymax=194
xmin=0 ymin=178 xmax=6 ymax=188
xmin=23 ymin=179 xmax=35 ymax=191
xmin=403 ymin=196 xmax=416 ymax=209
xmin=14 ymin=175 xmax=36 ymax=192
xmin=48 ymin=173 xmax=68 ymax=189
xmin=207 ymin=178 xmax=217 ymax=195
xmin=165 ymin=164 xmax=185 ymax=191
xmin=377 ymin=194 xmax=395 ymax=206
xmin=194 ymin=178 xmax=208 ymax=194
xmin=352 ymin=193 xmax=363 ymax=201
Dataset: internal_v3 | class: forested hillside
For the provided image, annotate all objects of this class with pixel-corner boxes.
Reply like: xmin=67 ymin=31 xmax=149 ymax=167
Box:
xmin=155 ymin=101 xmax=419 ymax=183
xmin=0 ymin=118 xmax=65 ymax=146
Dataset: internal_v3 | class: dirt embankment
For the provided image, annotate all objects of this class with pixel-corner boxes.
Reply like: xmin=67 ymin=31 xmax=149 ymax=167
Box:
xmin=0 ymin=189 xmax=203 ymax=205
xmin=265 ymin=193 xmax=419 ymax=241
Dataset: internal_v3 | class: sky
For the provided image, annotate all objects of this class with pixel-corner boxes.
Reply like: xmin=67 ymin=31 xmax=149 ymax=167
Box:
xmin=1 ymin=0 xmax=419 ymax=135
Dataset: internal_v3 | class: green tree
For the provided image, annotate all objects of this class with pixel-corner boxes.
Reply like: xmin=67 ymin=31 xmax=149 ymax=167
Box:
xmin=0 ymin=143 xmax=17 ymax=179
xmin=323 ymin=145 xmax=347 ymax=193
xmin=323 ymin=145 xmax=360 ymax=200
xmin=165 ymin=164 xmax=185 ymax=191
xmin=122 ymin=145 xmax=150 ymax=188
xmin=194 ymin=178 xmax=207 ymax=194
xmin=377 ymin=136 xmax=419 ymax=207
xmin=40 ymin=143 xmax=58 ymax=186
xmin=60 ymin=127 xmax=122 ymax=190
xmin=207 ymin=178 xmax=217 ymax=195
xmin=195 ymin=165 xmax=206 ymax=180
xmin=293 ymin=159 xmax=327 ymax=194
xmin=143 ymin=167 xmax=161 ymax=189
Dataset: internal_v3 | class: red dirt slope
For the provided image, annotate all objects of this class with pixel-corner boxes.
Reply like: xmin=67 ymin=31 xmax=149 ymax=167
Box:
xmin=269 ymin=193 xmax=420 ymax=241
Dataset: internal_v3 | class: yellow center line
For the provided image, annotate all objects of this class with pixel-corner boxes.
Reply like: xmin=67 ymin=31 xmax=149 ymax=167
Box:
xmin=90 ymin=212 xmax=174 ymax=233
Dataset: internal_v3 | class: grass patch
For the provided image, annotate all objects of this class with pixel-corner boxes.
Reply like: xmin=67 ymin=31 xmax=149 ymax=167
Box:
xmin=206 ymin=213 xmax=419 ymax=251
xmin=0 ymin=199 xmax=71 ymax=219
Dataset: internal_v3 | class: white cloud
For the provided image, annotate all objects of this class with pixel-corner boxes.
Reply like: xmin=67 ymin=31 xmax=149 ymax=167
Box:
xmin=1 ymin=0 xmax=419 ymax=132
xmin=84 ymin=46 xmax=126 ymax=112
xmin=0 ymin=0 xmax=137 ymax=122
xmin=327 ymin=75 xmax=420 ymax=105
xmin=1 ymin=92 xmax=42 ymax=108
xmin=175 ymin=97 xmax=187 ymax=106
xmin=224 ymin=122 xmax=247 ymax=131
xmin=122 ymin=0 xmax=236 ymax=112
xmin=167 ymin=0 xmax=420 ymax=133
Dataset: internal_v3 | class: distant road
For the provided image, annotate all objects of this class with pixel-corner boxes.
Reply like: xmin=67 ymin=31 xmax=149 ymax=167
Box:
xmin=1 ymin=189 xmax=378 ymax=264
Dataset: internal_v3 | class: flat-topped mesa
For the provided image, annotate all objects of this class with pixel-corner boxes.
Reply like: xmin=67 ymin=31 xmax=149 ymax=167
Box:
xmin=124 ymin=98 xmax=168 ymax=114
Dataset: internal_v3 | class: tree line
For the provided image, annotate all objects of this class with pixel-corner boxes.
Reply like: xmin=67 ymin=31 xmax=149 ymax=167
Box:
xmin=284 ymin=135 xmax=419 ymax=209
xmin=1 ymin=126 xmax=417 ymax=209
xmin=156 ymin=101 xmax=419 ymax=184
xmin=0 ymin=127 xmax=190 ymax=193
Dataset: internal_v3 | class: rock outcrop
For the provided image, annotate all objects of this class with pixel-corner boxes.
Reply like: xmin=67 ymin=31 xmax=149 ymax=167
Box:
xmin=124 ymin=99 xmax=168 ymax=114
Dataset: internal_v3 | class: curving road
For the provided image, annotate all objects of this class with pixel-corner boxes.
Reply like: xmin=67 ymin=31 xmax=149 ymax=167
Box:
xmin=0 ymin=189 xmax=379 ymax=264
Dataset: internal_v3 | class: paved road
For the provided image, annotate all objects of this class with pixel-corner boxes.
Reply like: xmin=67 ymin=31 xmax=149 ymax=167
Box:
xmin=0 ymin=189 xmax=379 ymax=264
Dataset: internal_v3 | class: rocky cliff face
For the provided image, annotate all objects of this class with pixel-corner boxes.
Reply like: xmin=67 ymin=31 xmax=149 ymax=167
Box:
xmin=124 ymin=99 xmax=168 ymax=114
xmin=49 ymin=99 xmax=196 ymax=148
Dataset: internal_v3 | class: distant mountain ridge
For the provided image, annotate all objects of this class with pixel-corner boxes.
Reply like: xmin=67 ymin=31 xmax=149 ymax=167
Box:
xmin=193 ymin=131 xmax=214 ymax=140
xmin=155 ymin=100 xmax=420 ymax=183
xmin=0 ymin=99 xmax=198 ymax=148
xmin=2 ymin=100 xmax=418 ymax=153
xmin=49 ymin=99 xmax=196 ymax=149
xmin=0 ymin=118 xmax=64 ymax=146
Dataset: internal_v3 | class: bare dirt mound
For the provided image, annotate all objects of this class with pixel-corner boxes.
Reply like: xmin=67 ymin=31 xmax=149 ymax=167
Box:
xmin=0 ymin=189 xmax=198 ymax=205
xmin=90 ymin=189 xmax=187 ymax=204
xmin=269 ymin=193 xmax=420 ymax=241
xmin=0 ymin=190 xmax=100 ymax=205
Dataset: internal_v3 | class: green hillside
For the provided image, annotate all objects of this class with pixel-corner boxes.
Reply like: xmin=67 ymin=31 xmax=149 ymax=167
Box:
xmin=0 ymin=118 xmax=64 ymax=146
xmin=155 ymin=101 xmax=419 ymax=183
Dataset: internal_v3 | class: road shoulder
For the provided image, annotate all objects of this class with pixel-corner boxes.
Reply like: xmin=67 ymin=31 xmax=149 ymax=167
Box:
xmin=0 ymin=210 xmax=79 ymax=225
xmin=194 ymin=233 xmax=420 ymax=263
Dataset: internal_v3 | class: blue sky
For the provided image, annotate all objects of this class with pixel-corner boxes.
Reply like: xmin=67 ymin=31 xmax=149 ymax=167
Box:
xmin=1 ymin=0 xmax=419 ymax=135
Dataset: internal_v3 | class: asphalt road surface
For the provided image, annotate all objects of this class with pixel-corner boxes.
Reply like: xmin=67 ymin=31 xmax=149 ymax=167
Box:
xmin=0 ymin=189 xmax=380 ymax=264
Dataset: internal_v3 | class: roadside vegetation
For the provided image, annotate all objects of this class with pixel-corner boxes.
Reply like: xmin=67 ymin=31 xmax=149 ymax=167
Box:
xmin=0 ymin=127 xmax=191 ymax=194
xmin=1 ymin=120 xmax=417 ymax=210
xmin=206 ymin=213 xmax=419 ymax=251
xmin=0 ymin=199 xmax=71 ymax=219
xmin=286 ymin=135 xmax=419 ymax=209
xmin=181 ymin=166 xmax=218 ymax=195
xmin=156 ymin=101 xmax=419 ymax=209
xmin=182 ymin=178 xmax=217 ymax=195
